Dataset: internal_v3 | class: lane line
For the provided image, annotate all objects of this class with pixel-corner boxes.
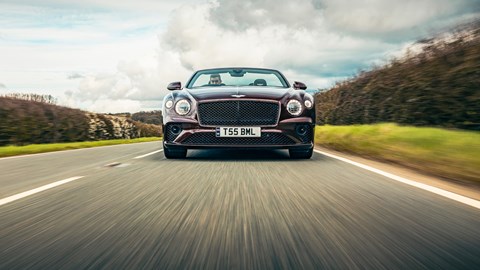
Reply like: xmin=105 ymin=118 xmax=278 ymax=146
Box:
xmin=314 ymin=149 xmax=480 ymax=210
xmin=133 ymin=149 xmax=163 ymax=159
xmin=0 ymin=176 xmax=84 ymax=207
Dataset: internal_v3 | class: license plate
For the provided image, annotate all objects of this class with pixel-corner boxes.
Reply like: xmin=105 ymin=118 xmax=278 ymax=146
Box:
xmin=216 ymin=127 xmax=261 ymax=137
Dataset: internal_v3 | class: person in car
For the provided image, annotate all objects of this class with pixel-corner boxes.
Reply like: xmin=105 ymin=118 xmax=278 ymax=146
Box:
xmin=209 ymin=74 xmax=223 ymax=85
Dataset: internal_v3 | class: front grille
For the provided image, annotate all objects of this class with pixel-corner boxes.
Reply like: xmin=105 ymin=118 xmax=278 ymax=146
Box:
xmin=198 ymin=100 xmax=279 ymax=126
xmin=182 ymin=132 xmax=295 ymax=145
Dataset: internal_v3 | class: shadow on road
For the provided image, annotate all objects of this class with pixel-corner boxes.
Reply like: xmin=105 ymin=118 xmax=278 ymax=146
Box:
xmin=179 ymin=149 xmax=294 ymax=162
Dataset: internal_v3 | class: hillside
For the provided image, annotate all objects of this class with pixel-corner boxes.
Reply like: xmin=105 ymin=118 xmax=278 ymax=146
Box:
xmin=315 ymin=22 xmax=480 ymax=130
xmin=0 ymin=97 xmax=162 ymax=146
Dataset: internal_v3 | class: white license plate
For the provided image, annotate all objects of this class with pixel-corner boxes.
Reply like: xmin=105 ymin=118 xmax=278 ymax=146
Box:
xmin=216 ymin=127 xmax=261 ymax=137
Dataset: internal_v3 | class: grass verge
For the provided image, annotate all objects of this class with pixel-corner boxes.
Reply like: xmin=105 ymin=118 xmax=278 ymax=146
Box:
xmin=315 ymin=123 xmax=480 ymax=183
xmin=0 ymin=137 xmax=162 ymax=158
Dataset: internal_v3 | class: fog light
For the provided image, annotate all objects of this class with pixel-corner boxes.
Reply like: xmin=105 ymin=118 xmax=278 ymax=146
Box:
xmin=296 ymin=125 xmax=308 ymax=136
xmin=171 ymin=125 xmax=182 ymax=135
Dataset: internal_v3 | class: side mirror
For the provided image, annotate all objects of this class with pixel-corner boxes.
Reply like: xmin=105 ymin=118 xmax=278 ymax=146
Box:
xmin=167 ymin=81 xmax=182 ymax=90
xmin=293 ymin=81 xmax=307 ymax=90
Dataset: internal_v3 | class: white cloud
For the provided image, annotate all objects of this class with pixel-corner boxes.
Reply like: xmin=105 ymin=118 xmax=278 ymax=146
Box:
xmin=210 ymin=0 xmax=323 ymax=31
xmin=88 ymin=99 xmax=142 ymax=114
xmin=67 ymin=73 xmax=85 ymax=80
xmin=161 ymin=1 xmax=397 ymax=81
xmin=0 ymin=0 xmax=196 ymax=15
xmin=322 ymin=0 xmax=451 ymax=32
xmin=66 ymin=49 xmax=190 ymax=112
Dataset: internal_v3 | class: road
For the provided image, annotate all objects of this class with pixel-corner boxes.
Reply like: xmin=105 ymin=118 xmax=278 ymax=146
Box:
xmin=1 ymin=142 xmax=479 ymax=269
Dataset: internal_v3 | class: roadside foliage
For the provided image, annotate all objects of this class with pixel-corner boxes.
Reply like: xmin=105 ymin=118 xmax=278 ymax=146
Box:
xmin=315 ymin=23 xmax=480 ymax=131
xmin=0 ymin=97 xmax=162 ymax=146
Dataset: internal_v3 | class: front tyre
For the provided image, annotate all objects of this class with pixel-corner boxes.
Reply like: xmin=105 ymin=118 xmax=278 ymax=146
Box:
xmin=289 ymin=147 xmax=313 ymax=159
xmin=164 ymin=147 xmax=187 ymax=159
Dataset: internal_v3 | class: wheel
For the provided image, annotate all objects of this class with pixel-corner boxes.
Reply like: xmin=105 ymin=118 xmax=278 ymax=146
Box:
xmin=289 ymin=147 xmax=313 ymax=159
xmin=164 ymin=147 xmax=187 ymax=159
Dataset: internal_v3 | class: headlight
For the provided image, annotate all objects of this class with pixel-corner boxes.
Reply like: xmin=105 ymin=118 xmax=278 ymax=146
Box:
xmin=165 ymin=100 xmax=173 ymax=109
xmin=304 ymin=99 xmax=313 ymax=109
xmin=287 ymin=99 xmax=302 ymax=116
xmin=175 ymin=99 xmax=191 ymax=115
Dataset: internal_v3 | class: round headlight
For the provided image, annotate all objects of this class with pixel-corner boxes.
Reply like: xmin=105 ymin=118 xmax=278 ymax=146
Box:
xmin=175 ymin=99 xmax=191 ymax=115
xmin=304 ymin=99 xmax=313 ymax=109
xmin=287 ymin=99 xmax=302 ymax=116
xmin=165 ymin=100 xmax=173 ymax=109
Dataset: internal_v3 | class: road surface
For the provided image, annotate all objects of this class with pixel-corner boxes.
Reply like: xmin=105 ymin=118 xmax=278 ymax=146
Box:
xmin=1 ymin=142 xmax=479 ymax=269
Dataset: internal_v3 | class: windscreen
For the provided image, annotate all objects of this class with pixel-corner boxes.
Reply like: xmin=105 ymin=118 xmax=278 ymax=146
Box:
xmin=187 ymin=68 xmax=289 ymax=88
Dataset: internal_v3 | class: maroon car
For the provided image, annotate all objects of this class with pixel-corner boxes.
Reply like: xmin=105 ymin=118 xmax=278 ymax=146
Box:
xmin=162 ymin=67 xmax=315 ymax=159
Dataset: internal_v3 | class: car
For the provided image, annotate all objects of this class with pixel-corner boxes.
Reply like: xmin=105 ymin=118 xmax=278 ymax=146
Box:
xmin=162 ymin=67 xmax=315 ymax=159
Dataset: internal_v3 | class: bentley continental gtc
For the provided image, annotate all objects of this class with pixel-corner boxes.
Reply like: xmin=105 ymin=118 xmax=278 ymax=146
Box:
xmin=162 ymin=67 xmax=315 ymax=159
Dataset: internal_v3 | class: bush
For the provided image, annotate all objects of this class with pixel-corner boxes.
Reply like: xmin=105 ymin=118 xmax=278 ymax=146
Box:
xmin=0 ymin=97 xmax=89 ymax=146
xmin=315 ymin=23 xmax=480 ymax=130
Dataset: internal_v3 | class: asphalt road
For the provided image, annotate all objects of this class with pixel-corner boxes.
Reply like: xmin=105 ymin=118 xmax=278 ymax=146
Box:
xmin=1 ymin=142 xmax=479 ymax=269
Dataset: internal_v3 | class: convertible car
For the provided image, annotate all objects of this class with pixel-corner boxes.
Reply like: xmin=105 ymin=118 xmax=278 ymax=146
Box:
xmin=162 ymin=67 xmax=315 ymax=159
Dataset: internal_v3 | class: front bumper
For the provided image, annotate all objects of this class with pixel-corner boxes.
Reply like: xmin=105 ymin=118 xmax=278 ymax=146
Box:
xmin=163 ymin=117 xmax=314 ymax=150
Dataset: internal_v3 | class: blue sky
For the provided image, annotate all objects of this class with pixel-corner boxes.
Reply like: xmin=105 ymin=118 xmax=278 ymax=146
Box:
xmin=1 ymin=0 xmax=479 ymax=112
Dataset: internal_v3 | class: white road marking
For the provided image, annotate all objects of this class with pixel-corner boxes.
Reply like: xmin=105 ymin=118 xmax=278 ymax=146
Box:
xmin=0 ymin=176 xmax=84 ymax=207
xmin=133 ymin=149 xmax=163 ymax=159
xmin=314 ymin=149 xmax=480 ymax=210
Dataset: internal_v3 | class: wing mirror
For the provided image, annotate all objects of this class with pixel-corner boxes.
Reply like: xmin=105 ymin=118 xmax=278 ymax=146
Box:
xmin=293 ymin=81 xmax=307 ymax=90
xmin=167 ymin=81 xmax=182 ymax=90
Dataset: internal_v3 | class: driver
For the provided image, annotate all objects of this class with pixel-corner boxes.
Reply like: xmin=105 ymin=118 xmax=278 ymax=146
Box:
xmin=209 ymin=74 xmax=223 ymax=85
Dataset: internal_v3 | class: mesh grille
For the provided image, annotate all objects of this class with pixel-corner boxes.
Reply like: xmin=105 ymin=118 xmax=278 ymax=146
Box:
xmin=182 ymin=132 xmax=295 ymax=145
xmin=198 ymin=100 xmax=279 ymax=126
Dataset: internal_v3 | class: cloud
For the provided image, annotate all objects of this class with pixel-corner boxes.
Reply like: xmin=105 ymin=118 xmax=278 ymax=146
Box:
xmin=162 ymin=0 xmax=480 ymax=80
xmin=0 ymin=0 xmax=196 ymax=15
xmin=68 ymin=0 xmax=480 ymax=112
xmin=0 ymin=2 xmax=167 ymax=46
xmin=322 ymin=0 xmax=450 ymax=32
xmin=0 ymin=83 xmax=6 ymax=89
xmin=67 ymin=50 xmax=191 ymax=112
xmin=87 ymin=99 xmax=142 ymax=114
xmin=161 ymin=1 xmax=397 ymax=79
xmin=67 ymin=73 xmax=85 ymax=80
xmin=209 ymin=0 xmax=323 ymax=31
xmin=321 ymin=0 xmax=480 ymax=40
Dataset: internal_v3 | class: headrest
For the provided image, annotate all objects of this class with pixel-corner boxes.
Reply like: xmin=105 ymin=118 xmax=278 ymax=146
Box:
xmin=253 ymin=79 xmax=267 ymax=86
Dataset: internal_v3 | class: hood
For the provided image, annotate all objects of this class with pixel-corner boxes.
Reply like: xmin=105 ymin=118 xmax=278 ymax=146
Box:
xmin=186 ymin=86 xmax=291 ymax=101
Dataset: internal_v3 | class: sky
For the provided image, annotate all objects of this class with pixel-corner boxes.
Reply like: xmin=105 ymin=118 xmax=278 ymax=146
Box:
xmin=0 ymin=0 xmax=479 ymax=113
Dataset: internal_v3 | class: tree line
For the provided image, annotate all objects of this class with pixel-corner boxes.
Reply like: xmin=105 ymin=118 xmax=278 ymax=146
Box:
xmin=0 ymin=97 xmax=162 ymax=146
xmin=1 ymin=93 xmax=58 ymax=105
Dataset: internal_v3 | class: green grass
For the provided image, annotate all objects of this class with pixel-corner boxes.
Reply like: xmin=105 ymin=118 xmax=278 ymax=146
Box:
xmin=315 ymin=123 xmax=480 ymax=182
xmin=0 ymin=137 xmax=162 ymax=158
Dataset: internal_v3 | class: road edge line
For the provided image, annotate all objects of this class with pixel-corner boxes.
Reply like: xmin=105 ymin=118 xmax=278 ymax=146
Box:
xmin=0 ymin=176 xmax=84 ymax=207
xmin=133 ymin=149 xmax=164 ymax=159
xmin=314 ymin=149 xmax=480 ymax=210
